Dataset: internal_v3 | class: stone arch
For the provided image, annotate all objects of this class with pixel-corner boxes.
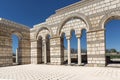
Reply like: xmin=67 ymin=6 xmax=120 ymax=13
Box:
xmin=38 ymin=35 xmax=42 ymax=40
xmin=99 ymin=11 xmax=120 ymax=65
xmin=36 ymin=26 xmax=52 ymax=40
xmin=45 ymin=34 xmax=51 ymax=63
xmin=57 ymin=13 xmax=91 ymax=36
xmin=100 ymin=11 xmax=120 ymax=29
xmin=11 ymin=31 xmax=23 ymax=40
xmin=36 ymin=26 xmax=52 ymax=64
xmin=60 ymin=27 xmax=76 ymax=37
xmin=37 ymin=35 xmax=43 ymax=64
xmin=45 ymin=34 xmax=51 ymax=39
xmin=11 ymin=31 xmax=24 ymax=64
xmin=70 ymin=28 xmax=76 ymax=37
xmin=60 ymin=32 xmax=66 ymax=38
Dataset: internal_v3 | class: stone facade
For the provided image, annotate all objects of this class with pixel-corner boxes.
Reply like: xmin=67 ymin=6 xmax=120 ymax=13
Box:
xmin=0 ymin=0 xmax=120 ymax=67
xmin=0 ymin=18 xmax=31 ymax=67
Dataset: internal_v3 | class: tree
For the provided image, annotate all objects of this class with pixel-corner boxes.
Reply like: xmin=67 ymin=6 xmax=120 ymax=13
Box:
xmin=106 ymin=49 xmax=117 ymax=53
xmin=110 ymin=49 xmax=117 ymax=53
xmin=81 ymin=48 xmax=87 ymax=53
xmin=12 ymin=53 xmax=16 ymax=56
xmin=71 ymin=48 xmax=75 ymax=53
xmin=106 ymin=49 xmax=110 ymax=53
xmin=71 ymin=48 xmax=78 ymax=53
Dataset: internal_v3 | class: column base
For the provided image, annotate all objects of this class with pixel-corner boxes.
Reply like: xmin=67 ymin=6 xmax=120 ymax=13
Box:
xmin=50 ymin=62 xmax=63 ymax=65
xmin=85 ymin=63 xmax=106 ymax=67
xmin=77 ymin=63 xmax=85 ymax=66
xmin=67 ymin=63 xmax=84 ymax=66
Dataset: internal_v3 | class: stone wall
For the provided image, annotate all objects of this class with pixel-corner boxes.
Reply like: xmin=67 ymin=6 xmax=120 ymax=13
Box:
xmin=50 ymin=37 xmax=63 ymax=65
xmin=0 ymin=18 xmax=30 ymax=66
xmin=87 ymin=29 xmax=106 ymax=66
xmin=0 ymin=0 xmax=120 ymax=67
xmin=0 ymin=26 xmax=12 ymax=66
xmin=30 ymin=0 xmax=120 ymax=67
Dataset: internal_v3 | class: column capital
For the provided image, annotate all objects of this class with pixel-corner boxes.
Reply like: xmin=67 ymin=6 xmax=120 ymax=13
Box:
xmin=76 ymin=34 xmax=82 ymax=38
xmin=42 ymin=39 xmax=47 ymax=43
xmin=66 ymin=36 xmax=71 ymax=40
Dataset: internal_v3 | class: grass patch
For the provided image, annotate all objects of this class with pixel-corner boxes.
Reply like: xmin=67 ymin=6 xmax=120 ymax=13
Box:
xmin=110 ymin=55 xmax=120 ymax=59
xmin=106 ymin=54 xmax=120 ymax=59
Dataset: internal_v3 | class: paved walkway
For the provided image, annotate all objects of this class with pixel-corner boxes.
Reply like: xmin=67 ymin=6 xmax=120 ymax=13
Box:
xmin=0 ymin=64 xmax=120 ymax=80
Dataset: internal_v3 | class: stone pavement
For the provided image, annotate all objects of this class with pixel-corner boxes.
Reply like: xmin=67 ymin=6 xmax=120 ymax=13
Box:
xmin=0 ymin=64 xmax=120 ymax=80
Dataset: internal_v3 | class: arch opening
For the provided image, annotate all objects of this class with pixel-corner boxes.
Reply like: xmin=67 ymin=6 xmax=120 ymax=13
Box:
xmin=105 ymin=19 xmax=120 ymax=66
xmin=57 ymin=13 xmax=91 ymax=36
xmin=81 ymin=29 xmax=87 ymax=64
xmin=61 ymin=32 xmax=67 ymax=64
xmin=59 ymin=17 xmax=88 ymax=35
xmin=36 ymin=26 xmax=52 ymax=40
xmin=37 ymin=36 xmax=43 ymax=64
xmin=12 ymin=34 xmax=20 ymax=65
xmin=37 ymin=34 xmax=51 ymax=64
xmin=59 ymin=15 xmax=88 ymax=66
xmin=36 ymin=27 xmax=51 ymax=64
xmin=46 ymin=34 xmax=51 ymax=63
xmin=70 ymin=30 xmax=78 ymax=64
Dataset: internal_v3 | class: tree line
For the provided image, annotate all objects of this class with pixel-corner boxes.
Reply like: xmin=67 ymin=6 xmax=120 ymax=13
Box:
xmin=106 ymin=49 xmax=120 ymax=53
xmin=70 ymin=48 xmax=87 ymax=53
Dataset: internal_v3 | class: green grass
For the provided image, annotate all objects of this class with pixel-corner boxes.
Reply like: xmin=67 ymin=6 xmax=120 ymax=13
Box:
xmin=110 ymin=55 xmax=120 ymax=59
xmin=106 ymin=54 xmax=120 ymax=59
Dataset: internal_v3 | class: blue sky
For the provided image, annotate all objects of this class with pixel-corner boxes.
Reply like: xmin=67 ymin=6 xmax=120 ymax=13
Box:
xmin=0 ymin=0 xmax=120 ymax=53
xmin=0 ymin=0 xmax=80 ymax=27
xmin=106 ymin=20 xmax=120 ymax=51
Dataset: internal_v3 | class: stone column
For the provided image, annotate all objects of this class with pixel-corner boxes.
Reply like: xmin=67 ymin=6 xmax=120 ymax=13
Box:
xmin=16 ymin=48 xmax=18 ymax=64
xmin=31 ymin=39 xmax=42 ymax=64
xmin=19 ymin=39 xmax=31 ymax=64
xmin=66 ymin=37 xmax=71 ymax=65
xmin=77 ymin=35 xmax=82 ymax=65
xmin=43 ymin=39 xmax=47 ymax=64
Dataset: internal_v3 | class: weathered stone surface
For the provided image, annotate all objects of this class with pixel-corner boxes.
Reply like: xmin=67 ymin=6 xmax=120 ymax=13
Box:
xmin=1 ymin=0 xmax=120 ymax=67
xmin=31 ymin=0 xmax=120 ymax=66
xmin=0 ymin=18 xmax=30 ymax=66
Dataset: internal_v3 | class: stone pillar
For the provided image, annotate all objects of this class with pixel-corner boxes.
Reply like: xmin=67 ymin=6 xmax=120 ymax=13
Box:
xmin=77 ymin=35 xmax=82 ymax=65
xmin=43 ymin=39 xmax=47 ymax=64
xmin=31 ymin=40 xmax=38 ymax=64
xmin=50 ymin=37 xmax=63 ymax=65
xmin=16 ymin=48 xmax=18 ymax=64
xmin=0 ymin=26 xmax=13 ymax=67
xmin=37 ymin=39 xmax=42 ymax=64
xmin=19 ymin=39 xmax=31 ymax=64
xmin=46 ymin=38 xmax=50 ymax=62
xmin=31 ymin=39 xmax=42 ymax=64
xmin=66 ymin=37 xmax=71 ymax=65
xmin=87 ymin=29 xmax=106 ymax=67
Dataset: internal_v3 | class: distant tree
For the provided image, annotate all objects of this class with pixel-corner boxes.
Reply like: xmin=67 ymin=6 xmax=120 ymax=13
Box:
xmin=106 ymin=49 xmax=117 ymax=53
xmin=74 ymin=49 xmax=78 ymax=53
xmin=106 ymin=49 xmax=110 ymax=53
xmin=70 ymin=48 xmax=78 ymax=53
xmin=81 ymin=48 xmax=87 ymax=53
xmin=110 ymin=49 xmax=117 ymax=53
xmin=63 ymin=46 xmax=67 ymax=50
xmin=12 ymin=53 xmax=16 ymax=56
xmin=70 ymin=48 xmax=87 ymax=53
xmin=71 ymin=48 xmax=75 ymax=53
